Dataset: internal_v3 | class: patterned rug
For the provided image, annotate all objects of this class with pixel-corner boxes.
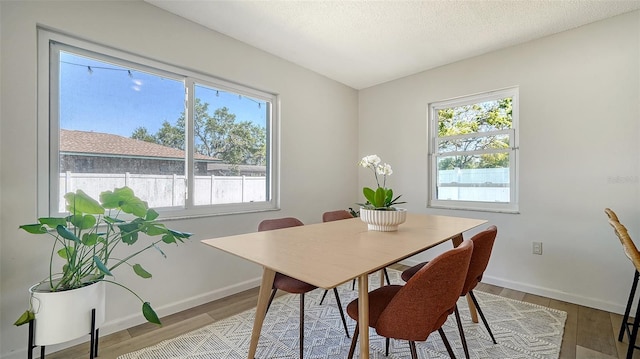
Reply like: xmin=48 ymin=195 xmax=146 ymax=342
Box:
xmin=119 ymin=270 xmax=567 ymax=359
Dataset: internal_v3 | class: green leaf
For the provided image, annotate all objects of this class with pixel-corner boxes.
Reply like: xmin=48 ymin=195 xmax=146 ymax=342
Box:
xmin=133 ymin=264 xmax=152 ymax=278
xmin=121 ymin=199 xmax=148 ymax=218
xmin=14 ymin=310 xmax=35 ymax=326
xmin=389 ymin=195 xmax=406 ymax=207
xmin=145 ymin=208 xmax=159 ymax=221
xmin=100 ymin=186 xmax=136 ymax=208
xmin=363 ymin=187 xmax=376 ymax=205
xmin=65 ymin=190 xmax=104 ymax=215
xmin=19 ymin=224 xmax=48 ymax=234
xmin=100 ymin=187 xmax=148 ymax=218
xmin=169 ymin=229 xmax=192 ymax=239
xmin=93 ymin=256 xmax=113 ymax=276
xmin=69 ymin=214 xmax=97 ymax=230
xmin=39 ymin=217 xmax=68 ymax=228
xmin=82 ymin=233 xmax=100 ymax=246
xmin=145 ymin=223 xmax=168 ymax=236
xmin=56 ymin=225 xmax=80 ymax=243
xmin=118 ymin=222 xmax=140 ymax=244
xmin=374 ymin=187 xmax=387 ymax=208
xmin=142 ymin=302 xmax=162 ymax=325
xmin=104 ymin=216 xmax=125 ymax=224
xmin=385 ymin=188 xmax=393 ymax=204
xmin=57 ymin=246 xmax=75 ymax=259
xmin=161 ymin=233 xmax=176 ymax=244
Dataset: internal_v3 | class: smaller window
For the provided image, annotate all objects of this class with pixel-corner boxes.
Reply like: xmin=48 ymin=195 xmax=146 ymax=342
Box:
xmin=428 ymin=88 xmax=519 ymax=212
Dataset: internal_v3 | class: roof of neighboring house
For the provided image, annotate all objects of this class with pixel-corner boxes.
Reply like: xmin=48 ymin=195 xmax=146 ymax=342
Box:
xmin=60 ymin=129 xmax=219 ymax=161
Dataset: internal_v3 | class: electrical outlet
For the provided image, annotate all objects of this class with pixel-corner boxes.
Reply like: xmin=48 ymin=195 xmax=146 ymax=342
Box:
xmin=532 ymin=242 xmax=543 ymax=255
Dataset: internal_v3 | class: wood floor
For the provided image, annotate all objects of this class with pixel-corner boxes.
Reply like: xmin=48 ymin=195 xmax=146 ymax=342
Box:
xmin=46 ymin=264 xmax=639 ymax=359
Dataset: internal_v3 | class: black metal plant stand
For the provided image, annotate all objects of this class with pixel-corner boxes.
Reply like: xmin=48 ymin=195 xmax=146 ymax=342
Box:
xmin=27 ymin=308 xmax=100 ymax=359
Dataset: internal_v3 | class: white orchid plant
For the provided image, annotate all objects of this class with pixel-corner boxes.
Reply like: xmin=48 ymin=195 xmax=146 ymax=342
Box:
xmin=357 ymin=155 xmax=406 ymax=210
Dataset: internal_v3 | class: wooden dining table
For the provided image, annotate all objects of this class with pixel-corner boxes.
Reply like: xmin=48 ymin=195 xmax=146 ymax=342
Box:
xmin=201 ymin=213 xmax=487 ymax=359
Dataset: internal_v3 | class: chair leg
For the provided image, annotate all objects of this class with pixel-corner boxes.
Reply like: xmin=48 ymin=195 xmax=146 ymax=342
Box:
xmin=333 ymin=288 xmax=350 ymax=338
xmin=352 ymin=278 xmax=356 ymax=290
xmin=620 ymin=270 xmax=639 ymax=342
xmin=409 ymin=341 xmax=418 ymax=359
xmin=454 ymin=304 xmax=470 ymax=358
xmin=266 ymin=288 xmax=277 ymax=313
xmin=348 ymin=324 xmax=359 ymax=359
xmin=319 ymin=289 xmax=329 ymax=305
xmin=385 ymin=338 xmax=390 ymax=356
xmin=438 ymin=328 xmax=457 ymax=359
xmin=300 ymin=293 xmax=305 ymax=359
xmin=625 ymin=290 xmax=640 ymax=359
xmin=384 ymin=268 xmax=391 ymax=285
xmin=469 ymin=291 xmax=497 ymax=344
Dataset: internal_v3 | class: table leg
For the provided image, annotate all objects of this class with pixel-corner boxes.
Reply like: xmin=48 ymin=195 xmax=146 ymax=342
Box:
xmin=248 ymin=267 xmax=276 ymax=359
xmin=358 ymin=273 xmax=370 ymax=359
xmin=379 ymin=269 xmax=385 ymax=287
xmin=451 ymin=234 xmax=479 ymax=324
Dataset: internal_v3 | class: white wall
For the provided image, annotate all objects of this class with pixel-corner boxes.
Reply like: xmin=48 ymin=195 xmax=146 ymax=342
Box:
xmin=359 ymin=11 xmax=640 ymax=314
xmin=0 ymin=1 xmax=358 ymax=358
xmin=0 ymin=3 xmax=4 ymax=357
xmin=3 ymin=2 xmax=639 ymax=358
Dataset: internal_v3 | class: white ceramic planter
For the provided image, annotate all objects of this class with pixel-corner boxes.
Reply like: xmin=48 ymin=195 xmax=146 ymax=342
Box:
xmin=30 ymin=281 xmax=106 ymax=346
xmin=360 ymin=208 xmax=407 ymax=231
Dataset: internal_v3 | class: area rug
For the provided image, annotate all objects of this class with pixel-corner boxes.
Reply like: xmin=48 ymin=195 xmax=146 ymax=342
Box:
xmin=118 ymin=270 xmax=567 ymax=359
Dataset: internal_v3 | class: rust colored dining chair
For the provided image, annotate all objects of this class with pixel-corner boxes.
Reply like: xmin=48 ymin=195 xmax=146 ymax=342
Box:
xmin=318 ymin=210 xmax=391 ymax=306
xmin=345 ymin=239 xmax=474 ymax=359
xmin=609 ymin=216 xmax=640 ymax=359
xmin=258 ymin=217 xmax=350 ymax=358
xmin=400 ymin=225 xmax=498 ymax=358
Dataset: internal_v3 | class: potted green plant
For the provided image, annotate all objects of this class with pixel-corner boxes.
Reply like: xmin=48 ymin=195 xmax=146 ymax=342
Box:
xmin=14 ymin=186 xmax=191 ymax=346
xmin=357 ymin=155 xmax=407 ymax=231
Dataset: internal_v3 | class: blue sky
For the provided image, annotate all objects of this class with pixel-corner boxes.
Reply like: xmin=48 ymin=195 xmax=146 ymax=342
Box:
xmin=59 ymin=52 xmax=267 ymax=137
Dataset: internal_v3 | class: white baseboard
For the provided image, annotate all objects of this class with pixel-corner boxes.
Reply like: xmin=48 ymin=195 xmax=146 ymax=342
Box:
xmin=480 ymin=275 xmax=627 ymax=315
xmin=397 ymin=259 xmax=627 ymax=315
xmin=1 ymin=277 xmax=262 ymax=359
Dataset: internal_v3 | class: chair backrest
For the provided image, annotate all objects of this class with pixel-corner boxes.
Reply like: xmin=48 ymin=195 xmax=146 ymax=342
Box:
xmin=605 ymin=208 xmax=620 ymax=223
xmin=461 ymin=225 xmax=498 ymax=295
xmin=258 ymin=217 xmax=304 ymax=232
xmin=610 ymin=219 xmax=640 ymax=272
xmin=375 ymin=240 xmax=474 ymax=341
xmin=322 ymin=210 xmax=353 ymax=222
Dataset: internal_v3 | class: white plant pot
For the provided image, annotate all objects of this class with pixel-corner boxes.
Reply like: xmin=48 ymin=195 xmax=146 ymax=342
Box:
xmin=360 ymin=208 xmax=407 ymax=231
xmin=30 ymin=280 xmax=106 ymax=346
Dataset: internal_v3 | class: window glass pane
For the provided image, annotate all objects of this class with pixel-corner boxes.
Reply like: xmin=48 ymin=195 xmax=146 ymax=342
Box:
xmin=192 ymin=84 xmax=269 ymax=205
xmin=438 ymin=133 xmax=510 ymax=154
xmin=58 ymin=51 xmax=185 ymax=211
xmin=436 ymin=154 xmax=510 ymax=203
xmin=437 ymin=97 xmax=513 ymax=136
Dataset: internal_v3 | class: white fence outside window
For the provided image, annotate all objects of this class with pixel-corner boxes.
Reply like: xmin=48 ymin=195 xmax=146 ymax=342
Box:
xmin=59 ymin=172 xmax=267 ymax=211
xmin=436 ymin=168 xmax=510 ymax=203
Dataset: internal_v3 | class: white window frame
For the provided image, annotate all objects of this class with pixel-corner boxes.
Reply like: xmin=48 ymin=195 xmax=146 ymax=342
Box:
xmin=37 ymin=29 xmax=280 ymax=218
xmin=428 ymin=87 xmax=519 ymax=213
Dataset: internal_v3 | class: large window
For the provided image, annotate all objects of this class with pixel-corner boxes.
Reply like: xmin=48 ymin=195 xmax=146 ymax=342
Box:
xmin=38 ymin=30 xmax=279 ymax=217
xmin=428 ymin=88 xmax=518 ymax=212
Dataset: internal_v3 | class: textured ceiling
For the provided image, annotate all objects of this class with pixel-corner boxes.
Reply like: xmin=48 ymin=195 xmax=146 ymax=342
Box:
xmin=146 ymin=0 xmax=640 ymax=89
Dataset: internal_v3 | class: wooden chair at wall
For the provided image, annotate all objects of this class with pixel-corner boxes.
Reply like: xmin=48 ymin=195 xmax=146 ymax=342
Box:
xmin=605 ymin=207 xmax=621 ymax=223
xmin=258 ymin=217 xmax=350 ymax=358
xmin=345 ymin=240 xmax=474 ymax=359
xmin=318 ymin=210 xmax=391 ymax=306
xmin=609 ymin=215 xmax=640 ymax=359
